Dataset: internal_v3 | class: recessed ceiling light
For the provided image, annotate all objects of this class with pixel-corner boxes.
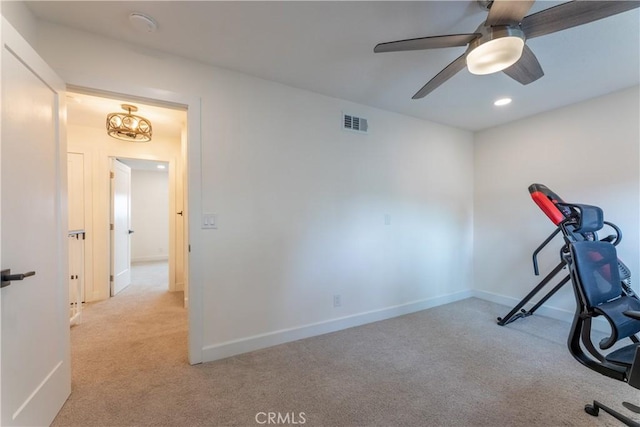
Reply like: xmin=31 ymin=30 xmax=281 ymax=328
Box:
xmin=494 ymin=97 xmax=512 ymax=107
xmin=157 ymin=164 xmax=166 ymax=170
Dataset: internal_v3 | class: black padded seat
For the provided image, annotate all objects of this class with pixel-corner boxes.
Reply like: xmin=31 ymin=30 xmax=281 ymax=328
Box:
xmin=607 ymin=344 xmax=640 ymax=367
xmin=596 ymin=296 xmax=640 ymax=349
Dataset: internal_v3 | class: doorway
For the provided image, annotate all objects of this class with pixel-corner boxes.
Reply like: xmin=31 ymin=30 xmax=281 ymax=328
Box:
xmin=65 ymin=90 xmax=193 ymax=366
xmin=63 ymin=81 xmax=203 ymax=365
xmin=112 ymin=157 xmax=174 ymax=297
xmin=66 ymin=91 xmax=188 ymax=304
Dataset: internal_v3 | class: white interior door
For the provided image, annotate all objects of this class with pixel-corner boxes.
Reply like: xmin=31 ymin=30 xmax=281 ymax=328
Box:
xmin=1 ymin=18 xmax=71 ymax=426
xmin=111 ymin=159 xmax=132 ymax=296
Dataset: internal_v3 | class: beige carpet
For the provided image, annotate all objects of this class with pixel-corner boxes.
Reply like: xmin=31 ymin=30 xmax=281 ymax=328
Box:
xmin=52 ymin=266 xmax=637 ymax=426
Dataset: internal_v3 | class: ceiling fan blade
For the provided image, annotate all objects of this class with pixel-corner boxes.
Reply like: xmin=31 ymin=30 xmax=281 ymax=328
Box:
xmin=486 ymin=0 xmax=535 ymax=26
xmin=522 ymin=0 xmax=640 ymax=39
xmin=412 ymin=53 xmax=467 ymax=99
xmin=374 ymin=34 xmax=479 ymax=53
xmin=503 ymin=45 xmax=544 ymax=85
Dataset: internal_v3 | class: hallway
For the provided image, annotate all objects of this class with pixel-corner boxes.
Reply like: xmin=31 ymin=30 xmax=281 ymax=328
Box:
xmin=53 ymin=261 xmax=188 ymax=425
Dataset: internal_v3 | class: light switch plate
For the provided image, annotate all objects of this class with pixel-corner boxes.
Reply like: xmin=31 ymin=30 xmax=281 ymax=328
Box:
xmin=202 ymin=213 xmax=217 ymax=229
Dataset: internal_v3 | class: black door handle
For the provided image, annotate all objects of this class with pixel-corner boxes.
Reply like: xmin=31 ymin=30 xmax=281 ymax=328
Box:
xmin=128 ymin=229 xmax=135 ymax=234
xmin=1 ymin=269 xmax=36 ymax=288
xmin=177 ymin=211 xmax=183 ymax=216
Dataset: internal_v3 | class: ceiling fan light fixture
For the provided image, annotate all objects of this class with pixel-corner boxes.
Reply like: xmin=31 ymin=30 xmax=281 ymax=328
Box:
xmin=466 ymin=27 xmax=525 ymax=75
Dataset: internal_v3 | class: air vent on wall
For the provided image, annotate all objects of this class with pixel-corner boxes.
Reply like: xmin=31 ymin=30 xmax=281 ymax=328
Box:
xmin=342 ymin=113 xmax=368 ymax=134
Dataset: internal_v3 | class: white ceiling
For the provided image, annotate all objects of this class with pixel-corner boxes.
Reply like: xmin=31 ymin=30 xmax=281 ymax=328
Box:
xmin=27 ymin=1 xmax=640 ymax=131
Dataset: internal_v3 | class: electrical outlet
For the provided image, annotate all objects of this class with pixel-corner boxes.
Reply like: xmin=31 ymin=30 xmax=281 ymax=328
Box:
xmin=333 ymin=294 xmax=342 ymax=308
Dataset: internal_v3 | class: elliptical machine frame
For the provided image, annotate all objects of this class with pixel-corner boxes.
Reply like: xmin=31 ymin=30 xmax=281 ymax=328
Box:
xmin=497 ymin=183 xmax=634 ymax=326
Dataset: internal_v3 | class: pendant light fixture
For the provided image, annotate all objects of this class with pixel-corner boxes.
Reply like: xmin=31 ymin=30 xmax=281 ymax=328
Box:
xmin=106 ymin=104 xmax=152 ymax=142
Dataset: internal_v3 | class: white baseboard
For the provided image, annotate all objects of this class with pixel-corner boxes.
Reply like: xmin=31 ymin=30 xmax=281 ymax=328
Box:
xmin=131 ymin=255 xmax=169 ymax=263
xmin=202 ymin=290 xmax=473 ymax=363
xmin=471 ymin=289 xmax=610 ymax=333
xmin=200 ymin=289 xmax=613 ymax=363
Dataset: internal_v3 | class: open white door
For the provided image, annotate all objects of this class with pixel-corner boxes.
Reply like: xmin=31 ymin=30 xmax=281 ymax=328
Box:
xmin=0 ymin=18 xmax=71 ymax=426
xmin=110 ymin=159 xmax=132 ymax=296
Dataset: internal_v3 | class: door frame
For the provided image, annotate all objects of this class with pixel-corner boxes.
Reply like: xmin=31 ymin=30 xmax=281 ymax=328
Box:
xmin=64 ymin=76 xmax=203 ymax=365
xmin=110 ymin=156 xmax=180 ymax=293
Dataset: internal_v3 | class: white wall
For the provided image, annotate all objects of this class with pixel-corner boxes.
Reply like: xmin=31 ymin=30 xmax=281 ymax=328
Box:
xmin=6 ymin=5 xmax=638 ymax=365
xmin=0 ymin=1 xmax=37 ymax=47
xmin=33 ymin=21 xmax=475 ymax=361
xmin=474 ymin=86 xmax=640 ymax=321
xmin=131 ymin=169 xmax=169 ymax=263
xmin=7 ymin=5 xmax=638 ymax=365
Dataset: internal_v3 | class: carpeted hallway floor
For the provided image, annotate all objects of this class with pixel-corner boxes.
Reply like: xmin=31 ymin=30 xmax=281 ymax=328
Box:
xmin=53 ymin=261 xmax=189 ymax=425
xmin=52 ymin=265 xmax=637 ymax=426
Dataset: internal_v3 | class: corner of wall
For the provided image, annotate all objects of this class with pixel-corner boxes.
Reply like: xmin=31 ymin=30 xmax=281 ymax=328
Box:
xmin=1 ymin=1 xmax=38 ymax=48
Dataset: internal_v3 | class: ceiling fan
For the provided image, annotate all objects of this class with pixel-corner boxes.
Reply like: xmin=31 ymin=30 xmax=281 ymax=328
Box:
xmin=374 ymin=0 xmax=640 ymax=99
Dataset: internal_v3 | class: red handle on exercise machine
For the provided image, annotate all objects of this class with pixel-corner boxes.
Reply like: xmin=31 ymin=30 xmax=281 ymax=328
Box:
xmin=528 ymin=183 xmax=571 ymax=225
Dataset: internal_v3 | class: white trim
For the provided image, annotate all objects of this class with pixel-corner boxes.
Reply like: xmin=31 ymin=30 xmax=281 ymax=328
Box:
xmin=131 ymin=256 xmax=169 ymax=263
xmin=200 ymin=289 xmax=613 ymax=363
xmin=58 ymin=71 xmax=203 ymax=364
xmin=167 ymin=157 xmax=177 ymax=292
xmin=202 ymin=290 xmax=473 ymax=362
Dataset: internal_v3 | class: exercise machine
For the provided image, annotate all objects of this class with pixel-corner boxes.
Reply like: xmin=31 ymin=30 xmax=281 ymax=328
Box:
xmin=496 ymin=184 xmax=640 ymax=424
xmin=497 ymin=183 xmax=633 ymax=326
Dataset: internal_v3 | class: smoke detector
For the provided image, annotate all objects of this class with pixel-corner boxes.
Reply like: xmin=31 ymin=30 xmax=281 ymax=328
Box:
xmin=129 ymin=13 xmax=157 ymax=33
